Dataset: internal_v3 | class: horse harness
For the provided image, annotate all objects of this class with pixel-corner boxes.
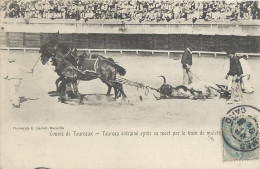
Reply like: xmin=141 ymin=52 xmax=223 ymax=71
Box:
xmin=51 ymin=50 xmax=100 ymax=79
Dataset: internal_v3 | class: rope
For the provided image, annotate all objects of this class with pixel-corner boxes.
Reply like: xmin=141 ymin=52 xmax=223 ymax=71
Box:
xmin=188 ymin=70 xmax=201 ymax=81
xmin=116 ymin=77 xmax=145 ymax=89
xmin=32 ymin=56 xmax=41 ymax=70
xmin=29 ymin=55 xmax=41 ymax=76
xmin=115 ymin=77 xmax=160 ymax=96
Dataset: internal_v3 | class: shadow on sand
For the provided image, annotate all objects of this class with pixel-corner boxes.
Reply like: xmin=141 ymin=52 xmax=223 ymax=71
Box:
xmin=19 ymin=96 xmax=39 ymax=103
xmin=47 ymin=91 xmax=122 ymax=106
xmin=48 ymin=91 xmax=59 ymax=97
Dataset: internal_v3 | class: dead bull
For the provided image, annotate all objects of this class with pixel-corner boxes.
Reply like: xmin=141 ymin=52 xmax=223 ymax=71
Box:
xmin=149 ymin=76 xmax=227 ymax=100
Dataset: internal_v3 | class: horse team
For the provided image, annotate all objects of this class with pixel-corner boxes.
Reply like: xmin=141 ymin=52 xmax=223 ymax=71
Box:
xmin=40 ymin=32 xmax=127 ymax=104
xmin=40 ymin=32 xmax=227 ymax=104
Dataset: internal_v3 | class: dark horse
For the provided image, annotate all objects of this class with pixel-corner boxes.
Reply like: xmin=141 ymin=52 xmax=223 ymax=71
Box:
xmin=39 ymin=33 xmax=127 ymax=103
xmin=54 ymin=49 xmax=122 ymax=97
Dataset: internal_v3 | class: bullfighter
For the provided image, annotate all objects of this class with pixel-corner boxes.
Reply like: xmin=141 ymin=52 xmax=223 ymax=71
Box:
xmin=181 ymin=47 xmax=193 ymax=85
xmin=225 ymin=51 xmax=243 ymax=104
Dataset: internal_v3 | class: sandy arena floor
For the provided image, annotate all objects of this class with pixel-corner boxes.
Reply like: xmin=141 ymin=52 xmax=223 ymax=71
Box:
xmin=1 ymin=50 xmax=260 ymax=128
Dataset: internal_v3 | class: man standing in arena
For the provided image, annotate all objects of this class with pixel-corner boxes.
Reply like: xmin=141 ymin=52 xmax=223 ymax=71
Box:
xmin=3 ymin=57 xmax=33 ymax=108
xmin=181 ymin=47 xmax=193 ymax=85
xmin=225 ymin=50 xmax=243 ymax=104
xmin=239 ymin=55 xmax=254 ymax=93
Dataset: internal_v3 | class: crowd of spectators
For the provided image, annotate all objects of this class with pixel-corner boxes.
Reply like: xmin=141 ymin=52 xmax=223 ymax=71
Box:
xmin=1 ymin=0 xmax=260 ymax=22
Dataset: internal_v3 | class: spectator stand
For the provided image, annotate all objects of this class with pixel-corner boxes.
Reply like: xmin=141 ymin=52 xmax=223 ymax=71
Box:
xmin=1 ymin=0 xmax=260 ymax=21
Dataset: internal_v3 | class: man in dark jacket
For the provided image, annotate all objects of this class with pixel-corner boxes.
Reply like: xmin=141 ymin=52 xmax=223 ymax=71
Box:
xmin=225 ymin=50 xmax=243 ymax=104
xmin=181 ymin=47 xmax=193 ymax=85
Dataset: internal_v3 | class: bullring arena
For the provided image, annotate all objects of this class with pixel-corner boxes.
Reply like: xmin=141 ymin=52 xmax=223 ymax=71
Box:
xmin=0 ymin=18 xmax=260 ymax=127
xmin=1 ymin=44 xmax=260 ymax=127
xmin=1 ymin=10 xmax=260 ymax=168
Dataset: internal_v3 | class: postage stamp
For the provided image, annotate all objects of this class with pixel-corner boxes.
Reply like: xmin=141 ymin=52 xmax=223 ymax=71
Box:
xmin=222 ymin=105 xmax=259 ymax=161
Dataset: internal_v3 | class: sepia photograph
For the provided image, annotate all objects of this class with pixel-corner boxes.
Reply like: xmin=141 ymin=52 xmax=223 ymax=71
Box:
xmin=0 ymin=0 xmax=260 ymax=168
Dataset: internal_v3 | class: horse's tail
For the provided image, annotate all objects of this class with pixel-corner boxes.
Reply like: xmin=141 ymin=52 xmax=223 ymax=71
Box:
xmin=107 ymin=57 xmax=126 ymax=76
xmin=116 ymin=65 xmax=126 ymax=76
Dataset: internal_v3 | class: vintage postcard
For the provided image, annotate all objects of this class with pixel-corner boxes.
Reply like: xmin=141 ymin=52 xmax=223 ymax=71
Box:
xmin=0 ymin=0 xmax=260 ymax=169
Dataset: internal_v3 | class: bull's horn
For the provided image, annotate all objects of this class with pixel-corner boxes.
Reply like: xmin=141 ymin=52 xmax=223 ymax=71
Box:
xmin=158 ymin=76 xmax=166 ymax=84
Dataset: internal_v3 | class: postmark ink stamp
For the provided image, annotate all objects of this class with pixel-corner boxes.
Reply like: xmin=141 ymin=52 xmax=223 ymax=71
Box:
xmin=222 ymin=105 xmax=259 ymax=161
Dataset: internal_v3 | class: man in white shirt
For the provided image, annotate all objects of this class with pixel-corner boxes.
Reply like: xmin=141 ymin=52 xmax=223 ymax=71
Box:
xmin=4 ymin=57 xmax=33 ymax=108
xmin=239 ymin=55 xmax=254 ymax=93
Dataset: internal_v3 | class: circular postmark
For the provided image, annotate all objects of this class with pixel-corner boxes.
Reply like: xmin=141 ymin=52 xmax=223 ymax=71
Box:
xmin=222 ymin=105 xmax=259 ymax=152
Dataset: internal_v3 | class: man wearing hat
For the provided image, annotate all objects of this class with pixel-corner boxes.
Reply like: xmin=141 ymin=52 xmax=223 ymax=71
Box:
xmin=181 ymin=47 xmax=193 ymax=85
xmin=225 ymin=50 xmax=243 ymax=104
xmin=4 ymin=57 xmax=33 ymax=108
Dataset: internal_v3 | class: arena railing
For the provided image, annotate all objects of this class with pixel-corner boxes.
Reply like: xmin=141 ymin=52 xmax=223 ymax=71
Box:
xmin=1 ymin=47 xmax=260 ymax=58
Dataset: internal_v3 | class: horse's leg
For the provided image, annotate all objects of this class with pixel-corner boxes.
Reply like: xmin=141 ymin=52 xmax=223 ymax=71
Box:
xmin=110 ymin=82 xmax=119 ymax=99
xmin=106 ymin=83 xmax=118 ymax=98
xmin=118 ymin=83 xmax=127 ymax=98
xmin=55 ymin=76 xmax=62 ymax=92
xmin=113 ymin=87 xmax=118 ymax=98
xmin=69 ymin=81 xmax=78 ymax=99
xmin=102 ymin=77 xmax=115 ymax=97
xmin=115 ymin=87 xmax=121 ymax=99
xmin=113 ymin=82 xmax=126 ymax=99
xmin=106 ymin=85 xmax=112 ymax=96
xmin=59 ymin=80 xmax=67 ymax=103
xmin=73 ymin=80 xmax=83 ymax=105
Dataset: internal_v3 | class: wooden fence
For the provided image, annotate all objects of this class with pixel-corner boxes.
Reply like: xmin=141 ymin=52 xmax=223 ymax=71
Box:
xmin=0 ymin=32 xmax=260 ymax=54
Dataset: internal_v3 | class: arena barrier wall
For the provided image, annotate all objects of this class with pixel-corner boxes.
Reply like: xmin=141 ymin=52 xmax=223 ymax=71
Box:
xmin=0 ymin=31 xmax=259 ymax=55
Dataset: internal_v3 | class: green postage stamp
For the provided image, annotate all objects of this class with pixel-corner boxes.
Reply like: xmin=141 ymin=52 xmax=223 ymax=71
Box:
xmin=222 ymin=105 xmax=259 ymax=161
